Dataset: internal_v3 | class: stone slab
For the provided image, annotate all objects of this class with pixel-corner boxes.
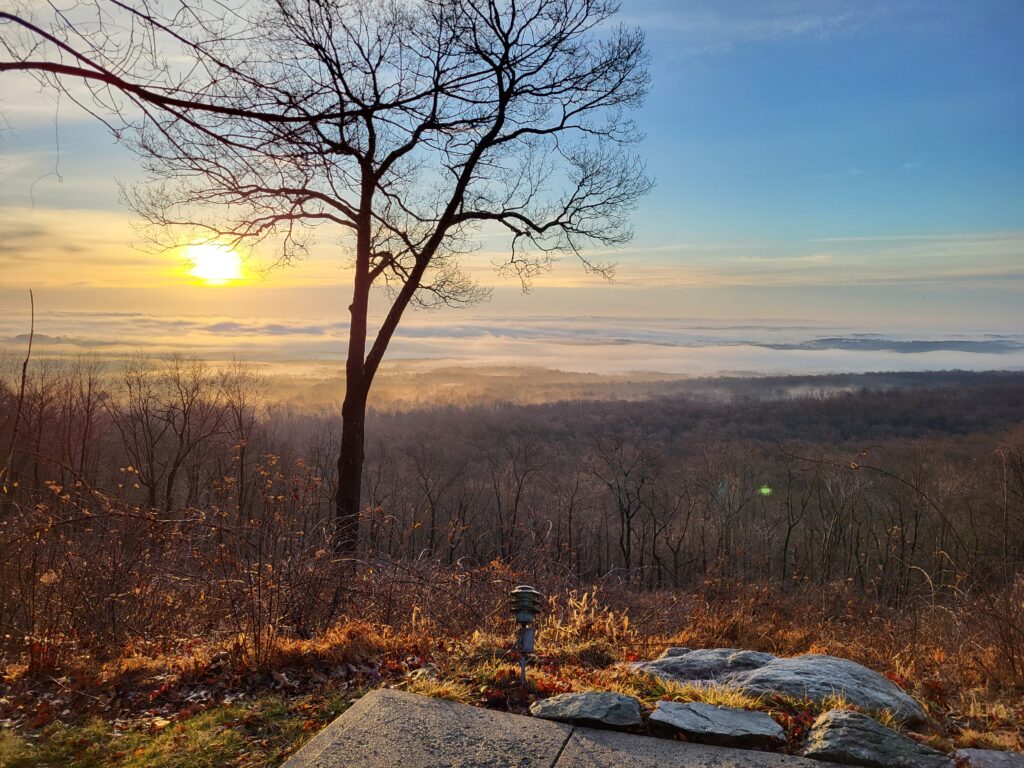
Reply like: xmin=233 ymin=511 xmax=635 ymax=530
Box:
xmin=530 ymin=691 xmax=643 ymax=729
xmin=282 ymin=689 xmax=573 ymax=768
xmin=285 ymin=689 xmax=848 ymax=768
xmin=955 ymin=750 xmax=1024 ymax=768
xmin=558 ymin=726 xmax=840 ymax=767
xmin=649 ymin=700 xmax=786 ymax=748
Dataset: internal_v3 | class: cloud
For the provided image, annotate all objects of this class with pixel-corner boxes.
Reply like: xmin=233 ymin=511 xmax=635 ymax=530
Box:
xmin=9 ymin=333 xmax=115 ymax=348
xmin=594 ymin=230 xmax=1024 ymax=289
xmin=814 ymin=167 xmax=866 ymax=179
xmin=807 ymin=232 xmax=1019 ymax=244
xmin=2 ymin=309 xmax=1022 ymax=379
xmin=736 ymin=253 xmax=834 ymax=264
xmin=623 ymin=0 xmax=901 ymax=56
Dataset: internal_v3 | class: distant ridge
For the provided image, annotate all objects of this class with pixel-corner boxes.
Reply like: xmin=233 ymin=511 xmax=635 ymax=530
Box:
xmin=762 ymin=338 xmax=1022 ymax=354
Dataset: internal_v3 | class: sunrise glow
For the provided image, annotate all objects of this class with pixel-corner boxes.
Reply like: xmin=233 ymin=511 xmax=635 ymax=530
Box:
xmin=2 ymin=1 xmax=1024 ymax=759
xmin=186 ymin=243 xmax=243 ymax=285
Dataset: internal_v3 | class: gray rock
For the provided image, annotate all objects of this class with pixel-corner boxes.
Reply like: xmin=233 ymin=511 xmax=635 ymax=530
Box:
xmin=955 ymin=750 xmax=1024 ymax=768
xmin=728 ymin=655 xmax=927 ymax=725
xmin=649 ymin=700 xmax=786 ymax=749
xmin=405 ymin=664 xmax=440 ymax=681
xmin=634 ymin=648 xmax=777 ymax=683
xmin=530 ymin=691 xmax=643 ymax=729
xmin=658 ymin=646 xmax=693 ymax=658
xmin=560 ymin=726 xmax=845 ymax=767
xmin=802 ymin=710 xmax=952 ymax=768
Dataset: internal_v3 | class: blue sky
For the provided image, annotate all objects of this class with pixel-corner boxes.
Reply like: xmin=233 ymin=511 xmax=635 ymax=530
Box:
xmin=1 ymin=0 xmax=1022 ymax=373
xmin=629 ymin=0 xmax=1023 ymax=240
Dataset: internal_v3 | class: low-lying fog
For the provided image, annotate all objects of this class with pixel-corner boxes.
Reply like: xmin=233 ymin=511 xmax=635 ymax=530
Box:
xmin=2 ymin=310 xmax=1021 ymax=408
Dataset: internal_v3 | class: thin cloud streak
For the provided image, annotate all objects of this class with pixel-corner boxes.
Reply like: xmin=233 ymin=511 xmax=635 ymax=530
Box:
xmin=621 ymin=0 xmax=896 ymax=56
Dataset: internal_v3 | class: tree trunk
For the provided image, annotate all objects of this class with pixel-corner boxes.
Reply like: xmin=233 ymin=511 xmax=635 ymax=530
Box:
xmin=335 ymin=214 xmax=372 ymax=555
xmin=335 ymin=391 xmax=365 ymax=555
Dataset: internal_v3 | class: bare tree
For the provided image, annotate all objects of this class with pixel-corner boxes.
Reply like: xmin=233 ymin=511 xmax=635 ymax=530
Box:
xmin=486 ymin=429 xmax=544 ymax=562
xmin=1 ymin=0 xmax=651 ymax=551
xmin=591 ymin=433 xmax=658 ymax=574
xmin=220 ymin=360 xmax=265 ymax=517
xmin=108 ymin=354 xmax=224 ymax=511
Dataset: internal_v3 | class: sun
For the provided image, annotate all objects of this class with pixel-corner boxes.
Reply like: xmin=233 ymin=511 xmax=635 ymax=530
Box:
xmin=185 ymin=243 xmax=244 ymax=285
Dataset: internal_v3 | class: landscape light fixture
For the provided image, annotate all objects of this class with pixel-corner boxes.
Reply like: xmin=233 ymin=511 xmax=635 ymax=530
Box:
xmin=509 ymin=584 xmax=542 ymax=687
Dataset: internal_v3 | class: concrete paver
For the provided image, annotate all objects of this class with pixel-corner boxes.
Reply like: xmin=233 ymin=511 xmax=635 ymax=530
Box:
xmin=282 ymin=689 xmax=572 ymax=768
xmin=282 ymin=689 xmax=842 ymax=768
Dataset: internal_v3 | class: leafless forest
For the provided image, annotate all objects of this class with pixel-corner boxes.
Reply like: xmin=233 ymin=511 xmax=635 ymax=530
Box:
xmin=2 ymin=356 xmax=1022 ymax=677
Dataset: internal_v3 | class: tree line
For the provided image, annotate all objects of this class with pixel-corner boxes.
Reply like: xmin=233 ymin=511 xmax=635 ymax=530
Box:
xmin=2 ymin=355 xmax=1022 ymax=603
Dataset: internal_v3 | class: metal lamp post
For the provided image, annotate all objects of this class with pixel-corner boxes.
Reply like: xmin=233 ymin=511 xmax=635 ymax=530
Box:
xmin=509 ymin=584 xmax=542 ymax=687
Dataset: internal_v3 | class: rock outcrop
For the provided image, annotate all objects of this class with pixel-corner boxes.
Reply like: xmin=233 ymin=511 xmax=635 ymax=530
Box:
xmin=635 ymin=648 xmax=776 ymax=684
xmin=635 ymin=648 xmax=927 ymax=726
xmin=729 ymin=655 xmax=927 ymax=726
xmin=802 ymin=710 xmax=952 ymax=768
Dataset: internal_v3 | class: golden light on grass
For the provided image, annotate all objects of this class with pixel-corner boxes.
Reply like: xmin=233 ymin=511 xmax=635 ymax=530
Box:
xmin=185 ymin=243 xmax=244 ymax=285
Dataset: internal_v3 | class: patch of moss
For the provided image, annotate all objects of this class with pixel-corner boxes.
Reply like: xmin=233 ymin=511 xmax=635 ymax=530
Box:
xmin=0 ymin=690 xmax=361 ymax=767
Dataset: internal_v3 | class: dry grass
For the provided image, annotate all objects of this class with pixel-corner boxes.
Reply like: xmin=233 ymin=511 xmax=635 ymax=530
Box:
xmin=401 ymin=677 xmax=476 ymax=703
xmin=2 ymin=578 xmax=1023 ymax=766
xmin=270 ymin=621 xmax=415 ymax=669
xmin=604 ymin=671 xmax=766 ymax=711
